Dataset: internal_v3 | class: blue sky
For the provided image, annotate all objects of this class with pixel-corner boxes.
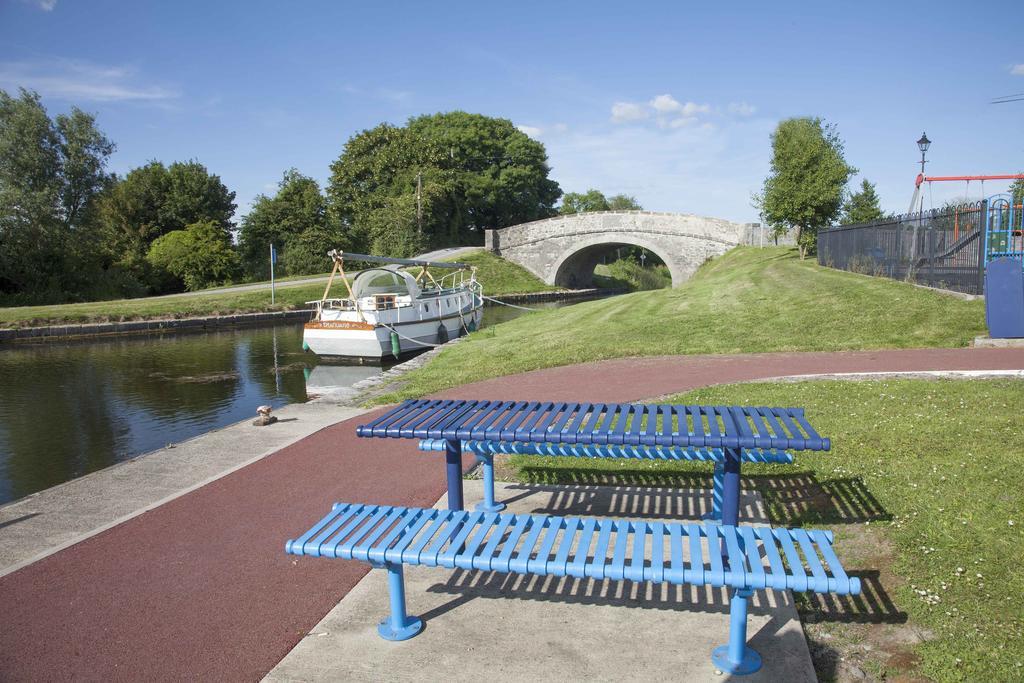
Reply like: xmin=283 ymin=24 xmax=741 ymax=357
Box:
xmin=2 ymin=0 xmax=1022 ymax=224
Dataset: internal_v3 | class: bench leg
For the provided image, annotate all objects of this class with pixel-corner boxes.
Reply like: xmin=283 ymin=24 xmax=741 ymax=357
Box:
xmin=720 ymin=446 xmax=742 ymax=528
xmin=474 ymin=453 xmax=506 ymax=513
xmin=445 ymin=438 xmax=464 ymax=511
xmin=711 ymin=587 xmax=762 ymax=675
xmin=702 ymin=460 xmax=725 ymax=523
xmin=377 ymin=562 xmax=423 ymax=641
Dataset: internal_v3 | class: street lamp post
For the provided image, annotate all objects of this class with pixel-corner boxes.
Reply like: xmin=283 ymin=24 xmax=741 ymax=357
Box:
xmin=916 ymin=133 xmax=931 ymax=212
xmin=917 ymin=132 xmax=931 ymax=176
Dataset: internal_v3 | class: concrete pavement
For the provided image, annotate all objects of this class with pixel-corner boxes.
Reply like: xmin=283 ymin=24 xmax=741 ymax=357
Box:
xmin=267 ymin=481 xmax=815 ymax=682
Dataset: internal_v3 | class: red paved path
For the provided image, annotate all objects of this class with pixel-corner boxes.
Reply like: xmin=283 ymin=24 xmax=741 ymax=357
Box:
xmin=1 ymin=348 xmax=1022 ymax=681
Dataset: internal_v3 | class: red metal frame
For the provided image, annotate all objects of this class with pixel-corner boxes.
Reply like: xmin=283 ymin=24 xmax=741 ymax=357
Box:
xmin=915 ymin=173 xmax=1024 ymax=187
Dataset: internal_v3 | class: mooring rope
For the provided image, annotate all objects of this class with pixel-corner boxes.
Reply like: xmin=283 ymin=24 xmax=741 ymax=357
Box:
xmin=481 ymin=294 xmax=541 ymax=311
xmin=381 ymin=323 xmax=443 ymax=348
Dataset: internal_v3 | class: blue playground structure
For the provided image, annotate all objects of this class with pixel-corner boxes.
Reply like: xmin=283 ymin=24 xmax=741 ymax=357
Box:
xmin=983 ymin=194 xmax=1024 ymax=338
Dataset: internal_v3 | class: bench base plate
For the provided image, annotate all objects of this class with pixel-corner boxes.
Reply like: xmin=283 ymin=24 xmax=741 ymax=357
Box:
xmin=378 ymin=617 xmax=423 ymax=641
xmin=711 ymin=645 xmax=762 ymax=675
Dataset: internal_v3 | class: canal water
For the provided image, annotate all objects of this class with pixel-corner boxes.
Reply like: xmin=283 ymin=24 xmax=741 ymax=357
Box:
xmin=0 ymin=299 xmax=586 ymax=505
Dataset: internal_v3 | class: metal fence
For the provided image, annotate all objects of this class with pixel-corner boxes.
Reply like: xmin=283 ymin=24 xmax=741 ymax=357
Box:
xmin=817 ymin=201 xmax=987 ymax=295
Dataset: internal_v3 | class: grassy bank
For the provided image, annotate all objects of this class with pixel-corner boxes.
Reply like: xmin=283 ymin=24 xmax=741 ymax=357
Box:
xmin=0 ymin=250 xmax=558 ymax=329
xmin=504 ymin=378 xmax=1024 ymax=681
xmin=375 ymin=247 xmax=986 ymax=402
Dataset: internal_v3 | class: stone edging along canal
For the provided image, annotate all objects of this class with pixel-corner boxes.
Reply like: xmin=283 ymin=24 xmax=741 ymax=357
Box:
xmin=0 ymin=288 xmax=625 ymax=344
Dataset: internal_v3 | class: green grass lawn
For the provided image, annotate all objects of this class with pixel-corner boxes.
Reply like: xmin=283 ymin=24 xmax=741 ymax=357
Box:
xmin=0 ymin=249 xmax=557 ymax=328
xmin=375 ymin=246 xmax=986 ymax=402
xmin=504 ymin=378 xmax=1024 ymax=681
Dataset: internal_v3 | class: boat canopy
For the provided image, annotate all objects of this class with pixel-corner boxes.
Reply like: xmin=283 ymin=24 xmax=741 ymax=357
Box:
xmin=351 ymin=266 xmax=421 ymax=299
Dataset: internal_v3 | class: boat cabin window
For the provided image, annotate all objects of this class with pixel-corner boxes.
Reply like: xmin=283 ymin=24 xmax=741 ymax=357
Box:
xmin=352 ymin=269 xmax=414 ymax=297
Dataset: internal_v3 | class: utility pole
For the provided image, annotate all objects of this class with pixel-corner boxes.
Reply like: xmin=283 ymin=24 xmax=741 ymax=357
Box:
xmin=270 ymin=243 xmax=277 ymax=304
xmin=416 ymin=172 xmax=423 ymax=236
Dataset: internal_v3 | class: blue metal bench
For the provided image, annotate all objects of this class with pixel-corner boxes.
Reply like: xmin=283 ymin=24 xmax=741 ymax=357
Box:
xmin=286 ymin=502 xmax=861 ymax=675
xmin=357 ymin=399 xmax=830 ymax=529
xmin=418 ymin=439 xmax=795 ymax=520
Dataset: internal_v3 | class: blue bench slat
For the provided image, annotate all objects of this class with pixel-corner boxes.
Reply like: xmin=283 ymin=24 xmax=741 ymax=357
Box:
xmin=587 ymin=521 xmax=615 ymax=579
xmin=416 ymin=439 xmax=796 ymax=464
xmin=382 ymin=399 xmax=826 ymax=452
xmin=549 ymin=517 xmax=580 ymax=576
xmin=793 ymin=528 xmax=830 ymax=592
xmin=350 ymin=507 xmax=404 ymax=561
xmin=625 ymin=521 xmax=648 ymax=582
xmin=774 ymin=529 xmax=808 ymax=592
xmin=493 ymin=515 xmax=531 ymax=571
xmin=287 ymin=504 xmax=861 ymax=598
xmin=528 ymin=517 xmax=562 ymax=574
xmin=438 ymin=511 xmax=486 ymax=568
xmin=509 ymin=516 xmax=548 ymax=574
xmin=367 ymin=508 xmax=421 ymax=564
xmin=739 ymin=526 xmax=768 ymax=590
xmin=314 ymin=504 xmax=375 ymax=558
xmin=607 ymin=523 xmax=631 ymax=581
xmin=384 ymin=509 xmax=437 ymax=563
xmin=755 ymin=526 xmax=786 ymax=589
xmin=567 ymin=518 xmax=597 ymax=576
xmin=473 ymin=514 xmax=514 ymax=571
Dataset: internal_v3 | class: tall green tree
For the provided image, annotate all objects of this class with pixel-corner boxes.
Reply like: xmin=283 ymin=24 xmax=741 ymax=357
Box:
xmin=327 ymin=111 xmax=561 ymax=256
xmin=1011 ymin=175 xmax=1024 ymax=207
xmin=0 ymin=88 xmax=114 ymax=302
xmin=607 ymin=194 xmax=642 ymax=211
xmin=238 ymin=169 xmax=336 ymax=278
xmin=841 ymin=179 xmax=885 ymax=224
xmin=96 ymin=159 xmax=236 ymax=291
xmin=560 ymin=189 xmax=610 ymax=214
xmin=756 ymin=117 xmax=856 ymax=259
xmin=560 ymin=189 xmax=642 ymax=214
xmin=147 ymin=219 xmax=240 ymax=291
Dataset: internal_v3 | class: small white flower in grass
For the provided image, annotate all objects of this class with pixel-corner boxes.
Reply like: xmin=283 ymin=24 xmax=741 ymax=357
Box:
xmin=1010 ymin=520 xmax=1015 ymax=526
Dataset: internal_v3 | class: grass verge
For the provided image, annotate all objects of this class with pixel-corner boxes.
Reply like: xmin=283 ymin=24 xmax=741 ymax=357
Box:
xmin=0 ymin=249 xmax=558 ymax=328
xmin=503 ymin=378 xmax=1023 ymax=681
xmin=374 ymin=246 xmax=986 ymax=402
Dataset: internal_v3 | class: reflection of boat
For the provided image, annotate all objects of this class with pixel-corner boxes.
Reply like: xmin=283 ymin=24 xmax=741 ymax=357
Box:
xmin=303 ymin=364 xmax=383 ymax=400
xmin=302 ymin=251 xmax=483 ymax=361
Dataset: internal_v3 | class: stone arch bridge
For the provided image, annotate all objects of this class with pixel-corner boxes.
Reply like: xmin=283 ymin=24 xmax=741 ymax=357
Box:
xmin=485 ymin=211 xmax=759 ymax=287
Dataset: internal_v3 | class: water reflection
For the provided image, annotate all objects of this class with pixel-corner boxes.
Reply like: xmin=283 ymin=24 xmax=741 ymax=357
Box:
xmin=0 ymin=325 xmax=320 ymax=505
xmin=0 ymin=295 xmax=610 ymax=505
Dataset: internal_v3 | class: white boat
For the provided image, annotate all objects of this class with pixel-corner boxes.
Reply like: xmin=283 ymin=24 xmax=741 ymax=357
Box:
xmin=302 ymin=250 xmax=483 ymax=361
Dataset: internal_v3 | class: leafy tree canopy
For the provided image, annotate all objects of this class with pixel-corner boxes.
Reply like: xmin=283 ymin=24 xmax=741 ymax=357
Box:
xmin=327 ymin=111 xmax=561 ymax=257
xmin=96 ymin=159 xmax=236 ymax=289
xmin=147 ymin=219 xmax=240 ymax=292
xmin=841 ymin=178 xmax=885 ymax=224
xmin=560 ymin=189 xmax=642 ymax=214
xmin=756 ymin=117 xmax=856 ymax=259
xmin=238 ymin=169 xmax=335 ymax=278
xmin=1011 ymin=176 xmax=1024 ymax=207
xmin=0 ymin=88 xmax=114 ymax=302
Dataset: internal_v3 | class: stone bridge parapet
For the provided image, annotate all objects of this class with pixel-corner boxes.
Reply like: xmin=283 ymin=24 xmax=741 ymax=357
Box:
xmin=486 ymin=211 xmax=758 ymax=287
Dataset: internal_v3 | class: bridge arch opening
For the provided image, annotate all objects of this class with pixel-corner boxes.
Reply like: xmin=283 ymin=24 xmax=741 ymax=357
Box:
xmin=552 ymin=241 xmax=675 ymax=289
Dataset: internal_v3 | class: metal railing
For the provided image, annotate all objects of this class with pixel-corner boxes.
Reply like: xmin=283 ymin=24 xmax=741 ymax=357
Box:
xmin=817 ymin=201 xmax=987 ymax=295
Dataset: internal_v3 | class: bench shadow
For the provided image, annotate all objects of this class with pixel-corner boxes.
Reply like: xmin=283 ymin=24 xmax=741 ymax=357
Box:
xmin=515 ymin=467 xmax=892 ymax=525
xmin=797 ymin=570 xmax=906 ymax=625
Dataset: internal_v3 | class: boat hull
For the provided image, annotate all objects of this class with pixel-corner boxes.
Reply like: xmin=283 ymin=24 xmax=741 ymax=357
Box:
xmin=303 ymin=307 xmax=482 ymax=360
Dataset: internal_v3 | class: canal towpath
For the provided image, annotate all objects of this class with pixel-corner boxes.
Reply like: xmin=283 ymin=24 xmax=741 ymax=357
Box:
xmin=0 ymin=347 xmax=1022 ymax=680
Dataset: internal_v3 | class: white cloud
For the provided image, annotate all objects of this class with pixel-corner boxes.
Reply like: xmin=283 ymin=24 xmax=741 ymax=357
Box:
xmin=610 ymin=101 xmax=648 ymax=123
xmin=543 ymin=117 xmax=774 ymax=223
xmin=649 ymin=94 xmax=683 ymax=114
xmin=669 ymin=116 xmax=698 ymax=128
xmin=0 ymin=59 xmax=178 ymax=102
xmin=37 ymin=0 xmax=56 ymax=9
xmin=728 ymin=102 xmax=757 ymax=116
xmin=516 ymin=124 xmax=543 ymax=138
xmin=1011 ymin=64 xmax=1024 ymax=76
